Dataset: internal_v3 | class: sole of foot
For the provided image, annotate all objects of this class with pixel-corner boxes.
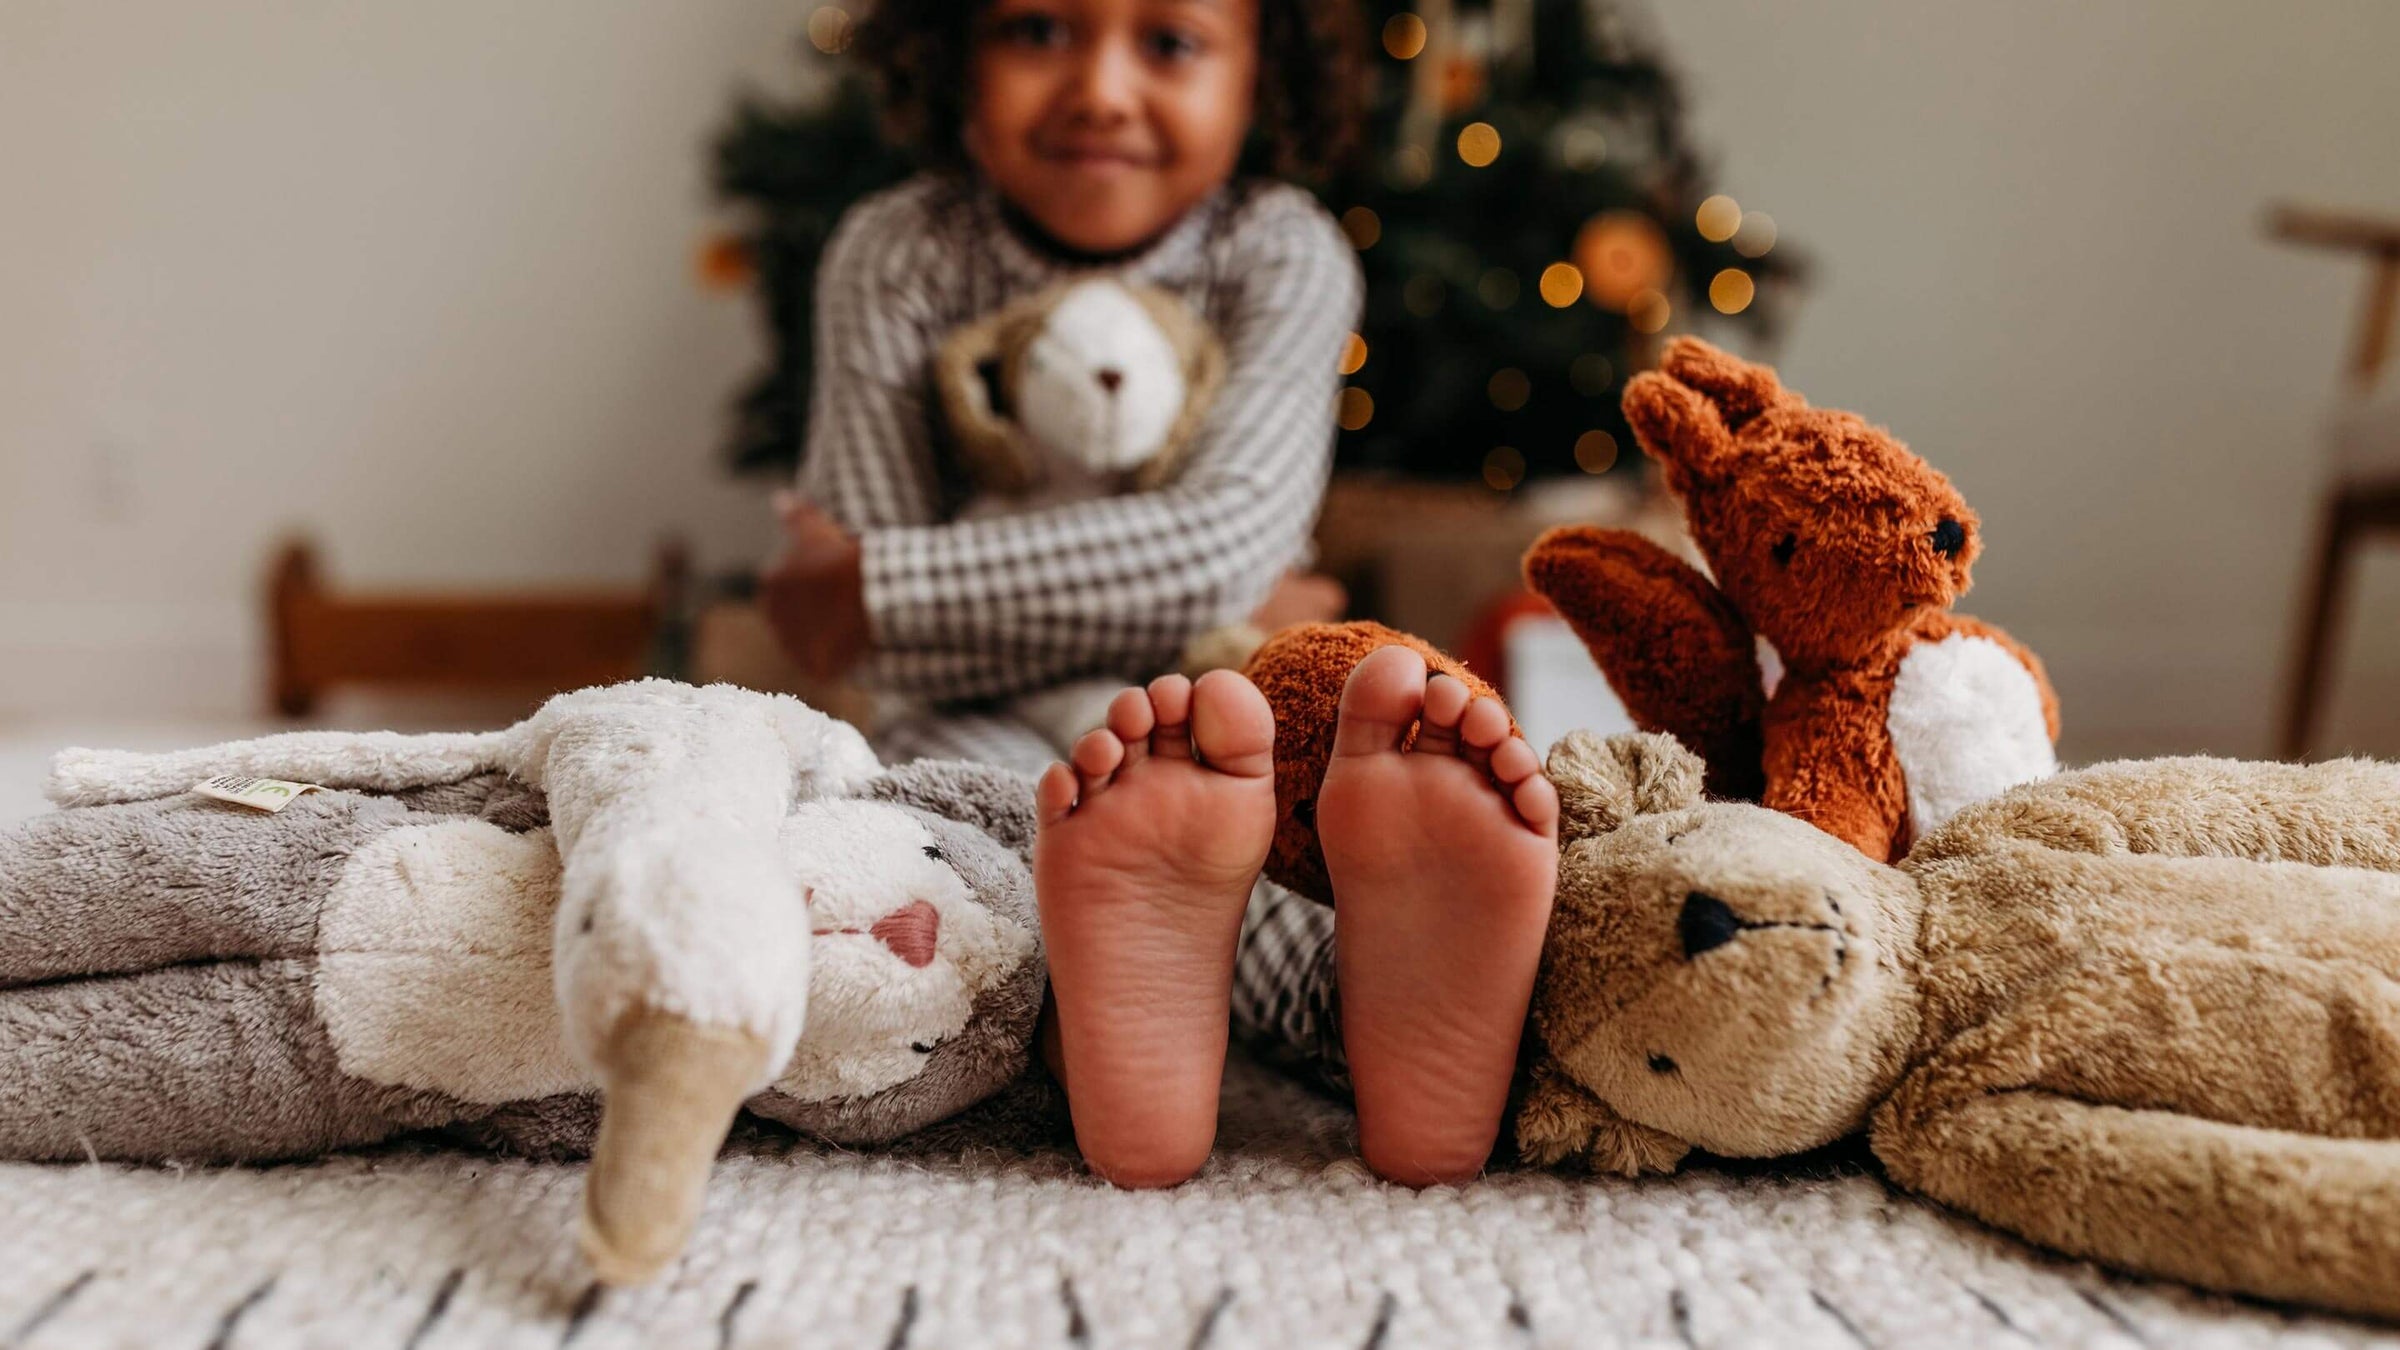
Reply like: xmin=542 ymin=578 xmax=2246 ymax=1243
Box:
xmin=1317 ymin=644 xmax=1559 ymax=1186
xmin=1031 ymin=670 xmax=1277 ymax=1188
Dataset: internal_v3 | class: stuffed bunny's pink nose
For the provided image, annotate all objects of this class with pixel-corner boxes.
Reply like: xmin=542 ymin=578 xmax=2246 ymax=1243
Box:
xmin=870 ymin=900 xmax=941 ymax=968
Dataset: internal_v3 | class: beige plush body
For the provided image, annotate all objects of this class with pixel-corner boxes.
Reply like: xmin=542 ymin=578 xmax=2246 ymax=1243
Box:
xmin=1521 ymin=734 xmax=2400 ymax=1318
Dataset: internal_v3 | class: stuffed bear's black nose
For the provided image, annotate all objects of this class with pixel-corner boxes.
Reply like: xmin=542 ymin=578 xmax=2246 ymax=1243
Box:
xmin=1930 ymin=518 xmax=1966 ymax=559
xmin=1096 ymin=368 xmax=1124 ymax=393
xmin=1679 ymin=892 xmax=1743 ymax=959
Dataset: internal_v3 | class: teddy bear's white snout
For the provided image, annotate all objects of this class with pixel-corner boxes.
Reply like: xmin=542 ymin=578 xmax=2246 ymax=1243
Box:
xmin=1018 ymin=280 xmax=1187 ymax=476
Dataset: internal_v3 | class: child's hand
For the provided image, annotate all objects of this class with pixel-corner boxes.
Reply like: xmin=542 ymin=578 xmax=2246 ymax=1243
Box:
xmin=761 ymin=492 xmax=871 ymax=680
xmin=1248 ymin=572 xmax=1348 ymax=632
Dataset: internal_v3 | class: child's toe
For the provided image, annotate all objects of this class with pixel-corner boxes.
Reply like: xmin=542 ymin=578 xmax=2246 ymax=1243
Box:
xmin=1333 ymin=646 xmax=1429 ymax=758
xmin=1106 ymin=688 xmax=1156 ymax=767
xmin=1072 ymin=728 xmax=1126 ymax=794
xmin=1488 ymin=736 xmax=1541 ymax=785
xmin=1146 ymin=675 xmax=1195 ymax=759
xmin=1512 ymin=772 xmax=1561 ymax=836
xmin=1189 ymin=669 xmax=1275 ymax=778
xmin=1413 ymin=675 xmax=1472 ymax=755
xmin=1458 ymin=698 xmax=1512 ymax=751
xmin=1036 ymin=763 xmax=1080 ymax=825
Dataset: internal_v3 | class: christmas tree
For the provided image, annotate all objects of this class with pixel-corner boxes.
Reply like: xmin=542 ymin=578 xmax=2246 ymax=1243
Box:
xmin=710 ymin=0 xmax=1798 ymax=486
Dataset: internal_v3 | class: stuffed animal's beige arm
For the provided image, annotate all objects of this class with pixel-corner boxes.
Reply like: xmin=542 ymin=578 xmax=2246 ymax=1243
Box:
xmin=1873 ymin=1089 xmax=2400 ymax=1320
xmin=1926 ymin=756 xmax=2400 ymax=872
xmin=500 ymin=680 xmax=880 ymax=1283
xmin=1516 ymin=1057 xmax=1692 ymax=1175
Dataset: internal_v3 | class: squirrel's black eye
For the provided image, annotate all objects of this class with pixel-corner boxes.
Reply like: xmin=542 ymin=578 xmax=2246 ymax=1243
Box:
xmin=1931 ymin=518 xmax=1966 ymax=559
xmin=1293 ymin=798 xmax=1316 ymax=829
xmin=911 ymin=1041 xmax=936 ymax=1054
xmin=1771 ymin=534 xmax=1798 ymax=566
xmin=1648 ymin=1054 xmax=1678 ymax=1075
xmin=922 ymin=845 xmax=944 ymax=861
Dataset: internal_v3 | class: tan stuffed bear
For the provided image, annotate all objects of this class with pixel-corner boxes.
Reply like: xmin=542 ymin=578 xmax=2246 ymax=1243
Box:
xmin=935 ymin=276 xmax=1224 ymax=516
xmin=1518 ymin=730 xmax=2400 ymax=1319
xmin=933 ymin=278 xmax=1245 ymax=754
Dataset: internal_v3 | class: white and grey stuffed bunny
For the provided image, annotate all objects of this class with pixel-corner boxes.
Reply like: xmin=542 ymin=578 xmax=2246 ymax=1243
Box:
xmin=0 ymin=681 xmax=1045 ymax=1283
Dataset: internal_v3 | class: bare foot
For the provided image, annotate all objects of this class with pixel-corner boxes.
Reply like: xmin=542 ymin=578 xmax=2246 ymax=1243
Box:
xmin=1318 ymin=645 xmax=1559 ymax=1186
xmin=1032 ymin=671 xmax=1277 ymax=1186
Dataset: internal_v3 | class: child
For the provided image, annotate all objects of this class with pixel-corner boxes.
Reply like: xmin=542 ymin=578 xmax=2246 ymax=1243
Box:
xmin=763 ymin=0 xmax=1557 ymax=1190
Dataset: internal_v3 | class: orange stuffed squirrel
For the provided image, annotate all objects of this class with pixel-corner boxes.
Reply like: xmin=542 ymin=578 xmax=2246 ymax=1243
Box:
xmin=1523 ymin=338 xmax=2059 ymax=862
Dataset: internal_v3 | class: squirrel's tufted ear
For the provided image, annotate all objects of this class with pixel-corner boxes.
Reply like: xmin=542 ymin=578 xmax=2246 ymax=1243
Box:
xmin=864 ymin=759 xmax=1039 ymax=863
xmin=1658 ymin=336 xmax=1791 ymax=431
xmin=1622 ymin=370 xmax=1736 ymax=491
xmin=1546 ymin=731 xmax=1705 ymax=841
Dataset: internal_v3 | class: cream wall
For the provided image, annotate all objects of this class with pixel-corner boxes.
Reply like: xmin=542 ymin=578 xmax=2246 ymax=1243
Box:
xmin=1646 ymin=1 xmax=2400 ymax=758
xmin=0 ymin=1 xmax=807 ymax=716
xmin=3 ymin=2 xmax=2397 ymax=756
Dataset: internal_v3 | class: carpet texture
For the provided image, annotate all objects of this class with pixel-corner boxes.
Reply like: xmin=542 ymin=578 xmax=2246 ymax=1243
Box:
xmin=2 ymin=1055 xmax=2392 ymax=1350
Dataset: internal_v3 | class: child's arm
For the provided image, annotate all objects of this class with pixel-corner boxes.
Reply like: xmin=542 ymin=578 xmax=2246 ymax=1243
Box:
xmin=804 ymin=188 xmax=1362 ymax=702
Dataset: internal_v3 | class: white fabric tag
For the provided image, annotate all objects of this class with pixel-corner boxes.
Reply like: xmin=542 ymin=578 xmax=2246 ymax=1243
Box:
xmin=193 ymin=775 xmax=325 ymax=812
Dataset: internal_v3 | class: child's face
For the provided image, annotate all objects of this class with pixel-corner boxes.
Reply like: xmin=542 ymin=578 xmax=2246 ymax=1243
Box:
xmin=966 ymin=0 xmax=1258 ymax=256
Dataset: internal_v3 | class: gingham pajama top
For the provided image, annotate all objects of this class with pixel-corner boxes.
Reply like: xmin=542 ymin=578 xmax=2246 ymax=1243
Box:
xmin=798 ymin=172 xmax=1362 ymax=703
xmin=796 ymin=172 xmax=1357 ymax=1085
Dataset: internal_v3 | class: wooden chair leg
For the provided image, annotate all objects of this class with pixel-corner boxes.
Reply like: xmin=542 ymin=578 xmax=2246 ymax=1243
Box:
xmin=2281 ymin=491 xmax=2359 ymax=760
xmin=268 ymin=539 xmax=321 ymax=718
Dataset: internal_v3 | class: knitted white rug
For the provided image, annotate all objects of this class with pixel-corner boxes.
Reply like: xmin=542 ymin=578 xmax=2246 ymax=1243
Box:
xmin=3 ymin=1057 xmax=2391 ymax=1350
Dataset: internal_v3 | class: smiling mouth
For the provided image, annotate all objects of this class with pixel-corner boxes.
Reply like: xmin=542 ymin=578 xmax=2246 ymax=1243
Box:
xmin=1041 ymin=146 xmax=1158 ymax=168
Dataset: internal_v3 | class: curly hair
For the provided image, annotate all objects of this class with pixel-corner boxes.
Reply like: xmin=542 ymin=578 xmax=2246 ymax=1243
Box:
xmin=852 ymin=0 xmax=1369 ymax=182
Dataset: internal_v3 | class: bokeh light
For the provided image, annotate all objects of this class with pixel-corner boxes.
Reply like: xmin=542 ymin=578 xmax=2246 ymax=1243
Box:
xmin=1488 ymin=368 xmax=1531 ymax=411
xmin=1629 ymin=288 xmax=1672 ymax=333
xmin=1337 ymin=387 xmax=1375 ymax=431
xmin=1733 ymin=211 xmax=1778 ymax=258
xmin=1574 ymin=211 xmax=1673 ymax=311
xmin=807 ymin=6 xmax=853 ymax=54
xmin=1340 ymin=206 xmax=1381 ymax=250
xmin=1478 ymin=269 xmax=1520 ymax=309
xmin=1482 ymin=446 xmax=1527 ymax=491
xmin=1457 ymin=122 xmax=1502 ymax=168
xmin=1538 ymin=262 xmax=1585 ymax=308
xmin=1569 ymin=353 xmax=1615 ymax=396
xmin=1388 ymin=145 xmax=1433 ymax=189
xmin=694 ymin=233 xmax=754 ymax=292
xmin=1338 ymin=332 xmax=1368 ymax=376
xmin=1575 ymin=430 xmax=1620 ymax=474
xmin=1696 ymin=194 xmax=1742 ymax=243
xmin=1558 ymin=125 xmax=1608 ymax=171
xmin=1383 ymin=13 xmax=1428 ymax=60
xmin=1709 ymin=268 xmax=1756 ymax=314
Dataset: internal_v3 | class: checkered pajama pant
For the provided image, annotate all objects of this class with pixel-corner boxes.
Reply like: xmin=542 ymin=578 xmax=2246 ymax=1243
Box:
xmin=875 ymin=708 xmax=1350 ymax=1093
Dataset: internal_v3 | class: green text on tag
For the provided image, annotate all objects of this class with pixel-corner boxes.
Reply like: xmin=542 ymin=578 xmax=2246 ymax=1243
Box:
xmin=193 ymin=775 xmax=326 ymax=813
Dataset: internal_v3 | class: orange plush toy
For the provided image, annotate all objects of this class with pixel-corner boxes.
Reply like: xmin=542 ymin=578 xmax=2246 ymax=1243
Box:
xmin=1524 ymin=338 xmax=2059 ymax=862
xmin=1243 ymin=621 xmax=1507 ymax=905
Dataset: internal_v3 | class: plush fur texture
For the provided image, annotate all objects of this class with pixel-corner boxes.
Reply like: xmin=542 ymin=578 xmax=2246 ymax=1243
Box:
xmin=929 ymin=279 xmax=1242 ymax=757
xmin=1519 ymin=730 xmax=2400 ymax=1319
xmin=6 ymin=683 xmax=1044 ymax=1284
xmin=1240 ymin=621 xmax=1509 ymax=906
xmin=1522 ymin=337 xmax=2060 ymax=861
xmin=935 ymin=277 xmax=1224 ymax=510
